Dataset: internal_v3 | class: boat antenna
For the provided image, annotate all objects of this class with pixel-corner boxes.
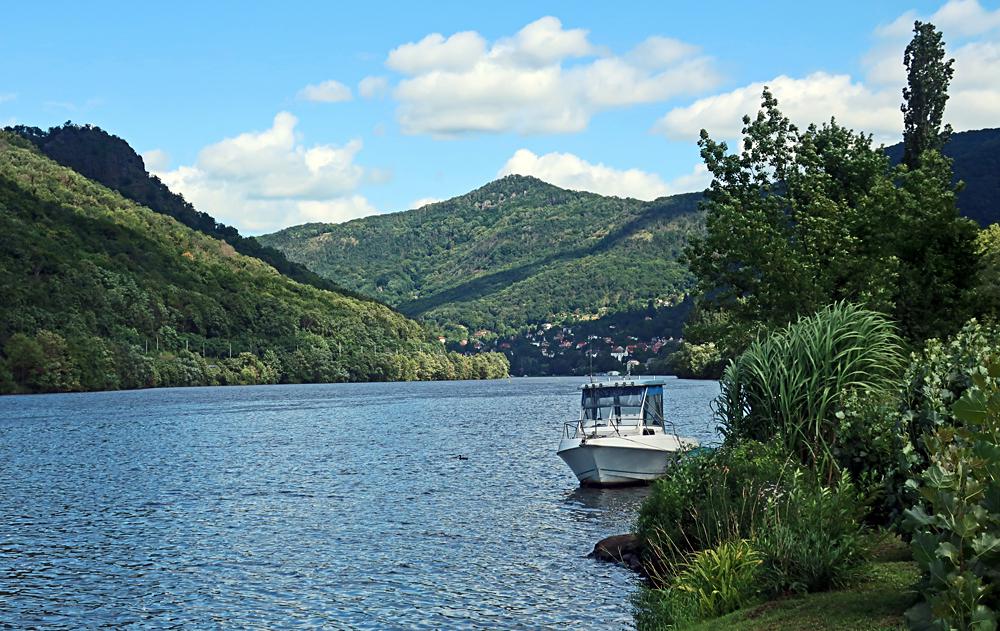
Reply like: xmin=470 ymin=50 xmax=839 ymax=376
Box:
xmin=588 ymin=349 xmax=594 ymax=383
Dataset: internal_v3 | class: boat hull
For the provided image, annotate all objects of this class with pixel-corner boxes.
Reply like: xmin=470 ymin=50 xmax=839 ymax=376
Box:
xmin=557 ymin=434 xmax=686 ymax=486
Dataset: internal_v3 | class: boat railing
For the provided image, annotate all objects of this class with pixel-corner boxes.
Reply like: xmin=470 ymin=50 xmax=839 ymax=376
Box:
xmin=564 ymin=419 xmax=613 ymax=439
xmin=564 ymin=415 xmax=683 ymax=441
xmin=564 ymin=417 xmax=636 ymax=439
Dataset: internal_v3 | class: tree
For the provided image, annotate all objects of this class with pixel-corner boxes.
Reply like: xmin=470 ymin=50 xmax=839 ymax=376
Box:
xmin=685 ymin=87 xmax=977 ymax=352
xmin=5 ymin=333 xmax=44 ymax=388
xmin=901 ymin=21 xmax=955 ymax=169
xmin=33 ymin=330 xmax=82 ymax=392
xmin=889 ymin=150 xmax=978 ymax=340
xmin=685 ymin=89 xmax=901 ymax=354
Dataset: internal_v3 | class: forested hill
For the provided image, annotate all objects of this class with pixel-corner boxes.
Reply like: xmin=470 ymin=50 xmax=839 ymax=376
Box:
xmin=0 ymin=132 xmax=507 ymax=393
xmin=4 ymin=122 xmax=366 ymax=300
xmin=885 ymin=127 xmax=1000 ymax=226
xmin=259 ymin=128 xmax=999 ymax=340
xmin=258 ymin=175 xmax=704 ymax=336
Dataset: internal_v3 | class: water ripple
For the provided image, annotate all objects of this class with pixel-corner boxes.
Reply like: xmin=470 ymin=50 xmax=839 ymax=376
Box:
xmin=0 ymin=377 xmax=719 ymax=629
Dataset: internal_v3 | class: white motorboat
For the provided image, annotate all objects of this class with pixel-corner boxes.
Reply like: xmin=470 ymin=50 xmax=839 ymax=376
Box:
xmin=557 ymin=378 xmax=698 ymax=486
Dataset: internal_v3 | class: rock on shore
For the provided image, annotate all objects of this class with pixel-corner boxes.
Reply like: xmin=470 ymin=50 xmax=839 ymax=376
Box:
xmin=589 ymin=533 xmax=644 ymax=574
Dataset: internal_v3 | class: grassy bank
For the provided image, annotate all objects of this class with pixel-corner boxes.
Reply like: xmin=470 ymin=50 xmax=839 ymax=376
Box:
xmin=684 ymin=540 xmax=918 ymax=631
xmin=631 ymin=307 xmax=1000 ymax=630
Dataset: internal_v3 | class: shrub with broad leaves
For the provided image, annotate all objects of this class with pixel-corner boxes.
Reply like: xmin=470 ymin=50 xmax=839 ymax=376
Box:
xmin=904 ymin=357 xmax=1000 ymax=630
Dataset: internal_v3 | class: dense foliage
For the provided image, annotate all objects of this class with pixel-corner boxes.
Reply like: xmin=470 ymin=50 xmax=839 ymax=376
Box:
xmin=259 ymin=176 xmax=702 ymax=336
xmin=885 ymin=128 xmax=1000 ymax=228
xmin=4 ymin=122 xmax=365 ymax=299
xmin=686 ymin=90 xmax=978 ymax=354
xmin=634 ymin=443 xmax=870 ymax=629
xmin=717 ymin=303 xmax=904 ymax=480
xmin=635 ymin=22 xmax=999 ymax=630
xmin=0 ymin=132 xmax=507 ymax=393
xmin=904 ymin=357 xmax=1000 ymax=629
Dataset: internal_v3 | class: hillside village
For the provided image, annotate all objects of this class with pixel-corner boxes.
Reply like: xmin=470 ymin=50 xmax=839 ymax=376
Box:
xmin=448 ymin=319 xmax=683 ymax=376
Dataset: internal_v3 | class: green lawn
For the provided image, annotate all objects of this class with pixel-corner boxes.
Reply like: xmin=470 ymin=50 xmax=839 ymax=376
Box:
xmin=683 ymin=540 xmax=919 ymax=631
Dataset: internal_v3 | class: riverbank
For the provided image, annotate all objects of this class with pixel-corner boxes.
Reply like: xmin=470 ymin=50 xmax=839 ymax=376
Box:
xmin=622 ymin=534 xmax=919 ymax=630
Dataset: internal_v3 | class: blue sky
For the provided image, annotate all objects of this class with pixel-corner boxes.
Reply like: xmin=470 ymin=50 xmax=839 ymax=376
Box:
xmin=2 ymin=1 xmax=999 ymax=233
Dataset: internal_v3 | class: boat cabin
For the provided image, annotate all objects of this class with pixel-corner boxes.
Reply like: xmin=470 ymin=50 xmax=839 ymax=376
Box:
xmin=573 ymin=378 xmax=667 ymax=437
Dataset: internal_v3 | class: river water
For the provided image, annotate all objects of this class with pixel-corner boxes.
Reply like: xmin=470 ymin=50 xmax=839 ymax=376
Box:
xmin=0 ymin=377 xmax=720 ymax=629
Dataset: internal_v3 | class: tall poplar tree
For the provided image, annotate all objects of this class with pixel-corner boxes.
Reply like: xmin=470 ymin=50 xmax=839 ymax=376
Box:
xmin=901 ymin=21 xmax=955 ymax=169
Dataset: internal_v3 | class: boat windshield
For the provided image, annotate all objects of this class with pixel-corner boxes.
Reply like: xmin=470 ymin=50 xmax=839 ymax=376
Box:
xmin=582 ymin=386 xmax=645 ymax=424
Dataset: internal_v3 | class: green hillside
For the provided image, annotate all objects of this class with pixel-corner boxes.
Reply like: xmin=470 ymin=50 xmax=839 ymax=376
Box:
xmin=0 ymin=132 xmax=507 ymax=393
xmin=258 ymin=128 xmax=999 ymax=342
xmin=5 ymin=122 xmax=363 ymax=299
xmin=259 ymin=176 xmax=703 ymax=336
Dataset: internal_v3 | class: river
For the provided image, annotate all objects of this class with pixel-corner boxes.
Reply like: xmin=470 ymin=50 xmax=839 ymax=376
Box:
xmin=0 ymin=377 xmax=720 ymax=629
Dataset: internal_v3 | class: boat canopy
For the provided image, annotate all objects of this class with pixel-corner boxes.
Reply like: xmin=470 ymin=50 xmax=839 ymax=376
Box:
xmin=580 ymin=381 xmax=664 ymax=426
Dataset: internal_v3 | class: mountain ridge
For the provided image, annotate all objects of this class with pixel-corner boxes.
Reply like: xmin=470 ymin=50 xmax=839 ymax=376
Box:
xmin=259 ymin=174 xmax=702 ymax=335
xmin=259 ymin=127 xmax=1000 ymax=339
xmin=4 ymin=122 xmax=375 ymax=302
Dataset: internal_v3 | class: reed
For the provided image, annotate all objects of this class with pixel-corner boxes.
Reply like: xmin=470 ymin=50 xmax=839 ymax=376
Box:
xmin=717 ymin=302 xmax=904 ymax=479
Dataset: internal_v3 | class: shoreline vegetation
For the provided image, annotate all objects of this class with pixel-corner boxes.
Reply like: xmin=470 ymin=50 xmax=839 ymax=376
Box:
xmin=0 ymin=131 xmax=508 ymax=396
xmin=625 ymin=22 xmax=1000 ymax=631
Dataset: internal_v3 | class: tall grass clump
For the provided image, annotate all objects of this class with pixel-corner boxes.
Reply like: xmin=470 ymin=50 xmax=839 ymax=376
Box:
xmin=674 ymin=539 xmax=763 ymax=618
xmin=756 ymin=469 xmax=870 ymax=594
xmin=634 ymin=445 xmax=870 ymax=627
xmin=717 ymin=302 xmax=904 ymax=479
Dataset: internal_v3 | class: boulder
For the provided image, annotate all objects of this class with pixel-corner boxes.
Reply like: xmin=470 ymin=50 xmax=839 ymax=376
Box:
xmin=589 ymin=533 xmax=644 ymax=574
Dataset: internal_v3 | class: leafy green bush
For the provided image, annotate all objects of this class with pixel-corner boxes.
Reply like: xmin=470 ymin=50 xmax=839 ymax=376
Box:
xmin=717 ymin=302 xmax=903 ymax=479
xmin=756 ymin=470 xmax=870 ymax=594
xmin=665 ymin=341 xmax=726 ymax=379
xmin=903 ymin=358 xmax=1000 ymax=630
xmin=674 ymin=539 xmax=762 ymax=618
xmin=636 ymin=441 xmax=788 ymax=563
xmin=887 ymin=320 xmax=1000 ymax=522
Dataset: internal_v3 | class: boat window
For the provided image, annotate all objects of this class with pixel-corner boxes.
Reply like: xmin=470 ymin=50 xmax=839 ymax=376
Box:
xmin=643 ymin=387 xmax=664 ymax=426
xmin=582 ymin=386 xmax=645 ymax=423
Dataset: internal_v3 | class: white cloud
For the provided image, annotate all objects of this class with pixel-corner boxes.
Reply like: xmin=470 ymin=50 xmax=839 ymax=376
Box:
xmin=666 ymin=163 xmax=712 ymax=194
xmin=877 ymin=0 xmax=1000 ymax=38
xmin=499 ymin=148 xmax=705 ymax=199
xmin=387 ymin=17 xmax=719 ymax=136
xmin=387 ymin=30 xmax=487 ymax=74
xmin=142 ymin=149 xmax=170 ymax=172
xmin=359 ymin=75 xmax=389 ymax=98
xmin=655 ymin=73 xmax=902 ymax=143
xmin=154 ymin=112 xmax=378 ymax=233
xmin=0 ymin=93 xmax=16 ymax=104
xmin=297 ymin=79 xmax=353 ymax=103
xmin=658 ymin=1 xmax=1000 ymax=145
xmin=490 ymin=16 xmax=598 ymax=66
xmin=409 ymin=197 xmax=442 ymax=209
